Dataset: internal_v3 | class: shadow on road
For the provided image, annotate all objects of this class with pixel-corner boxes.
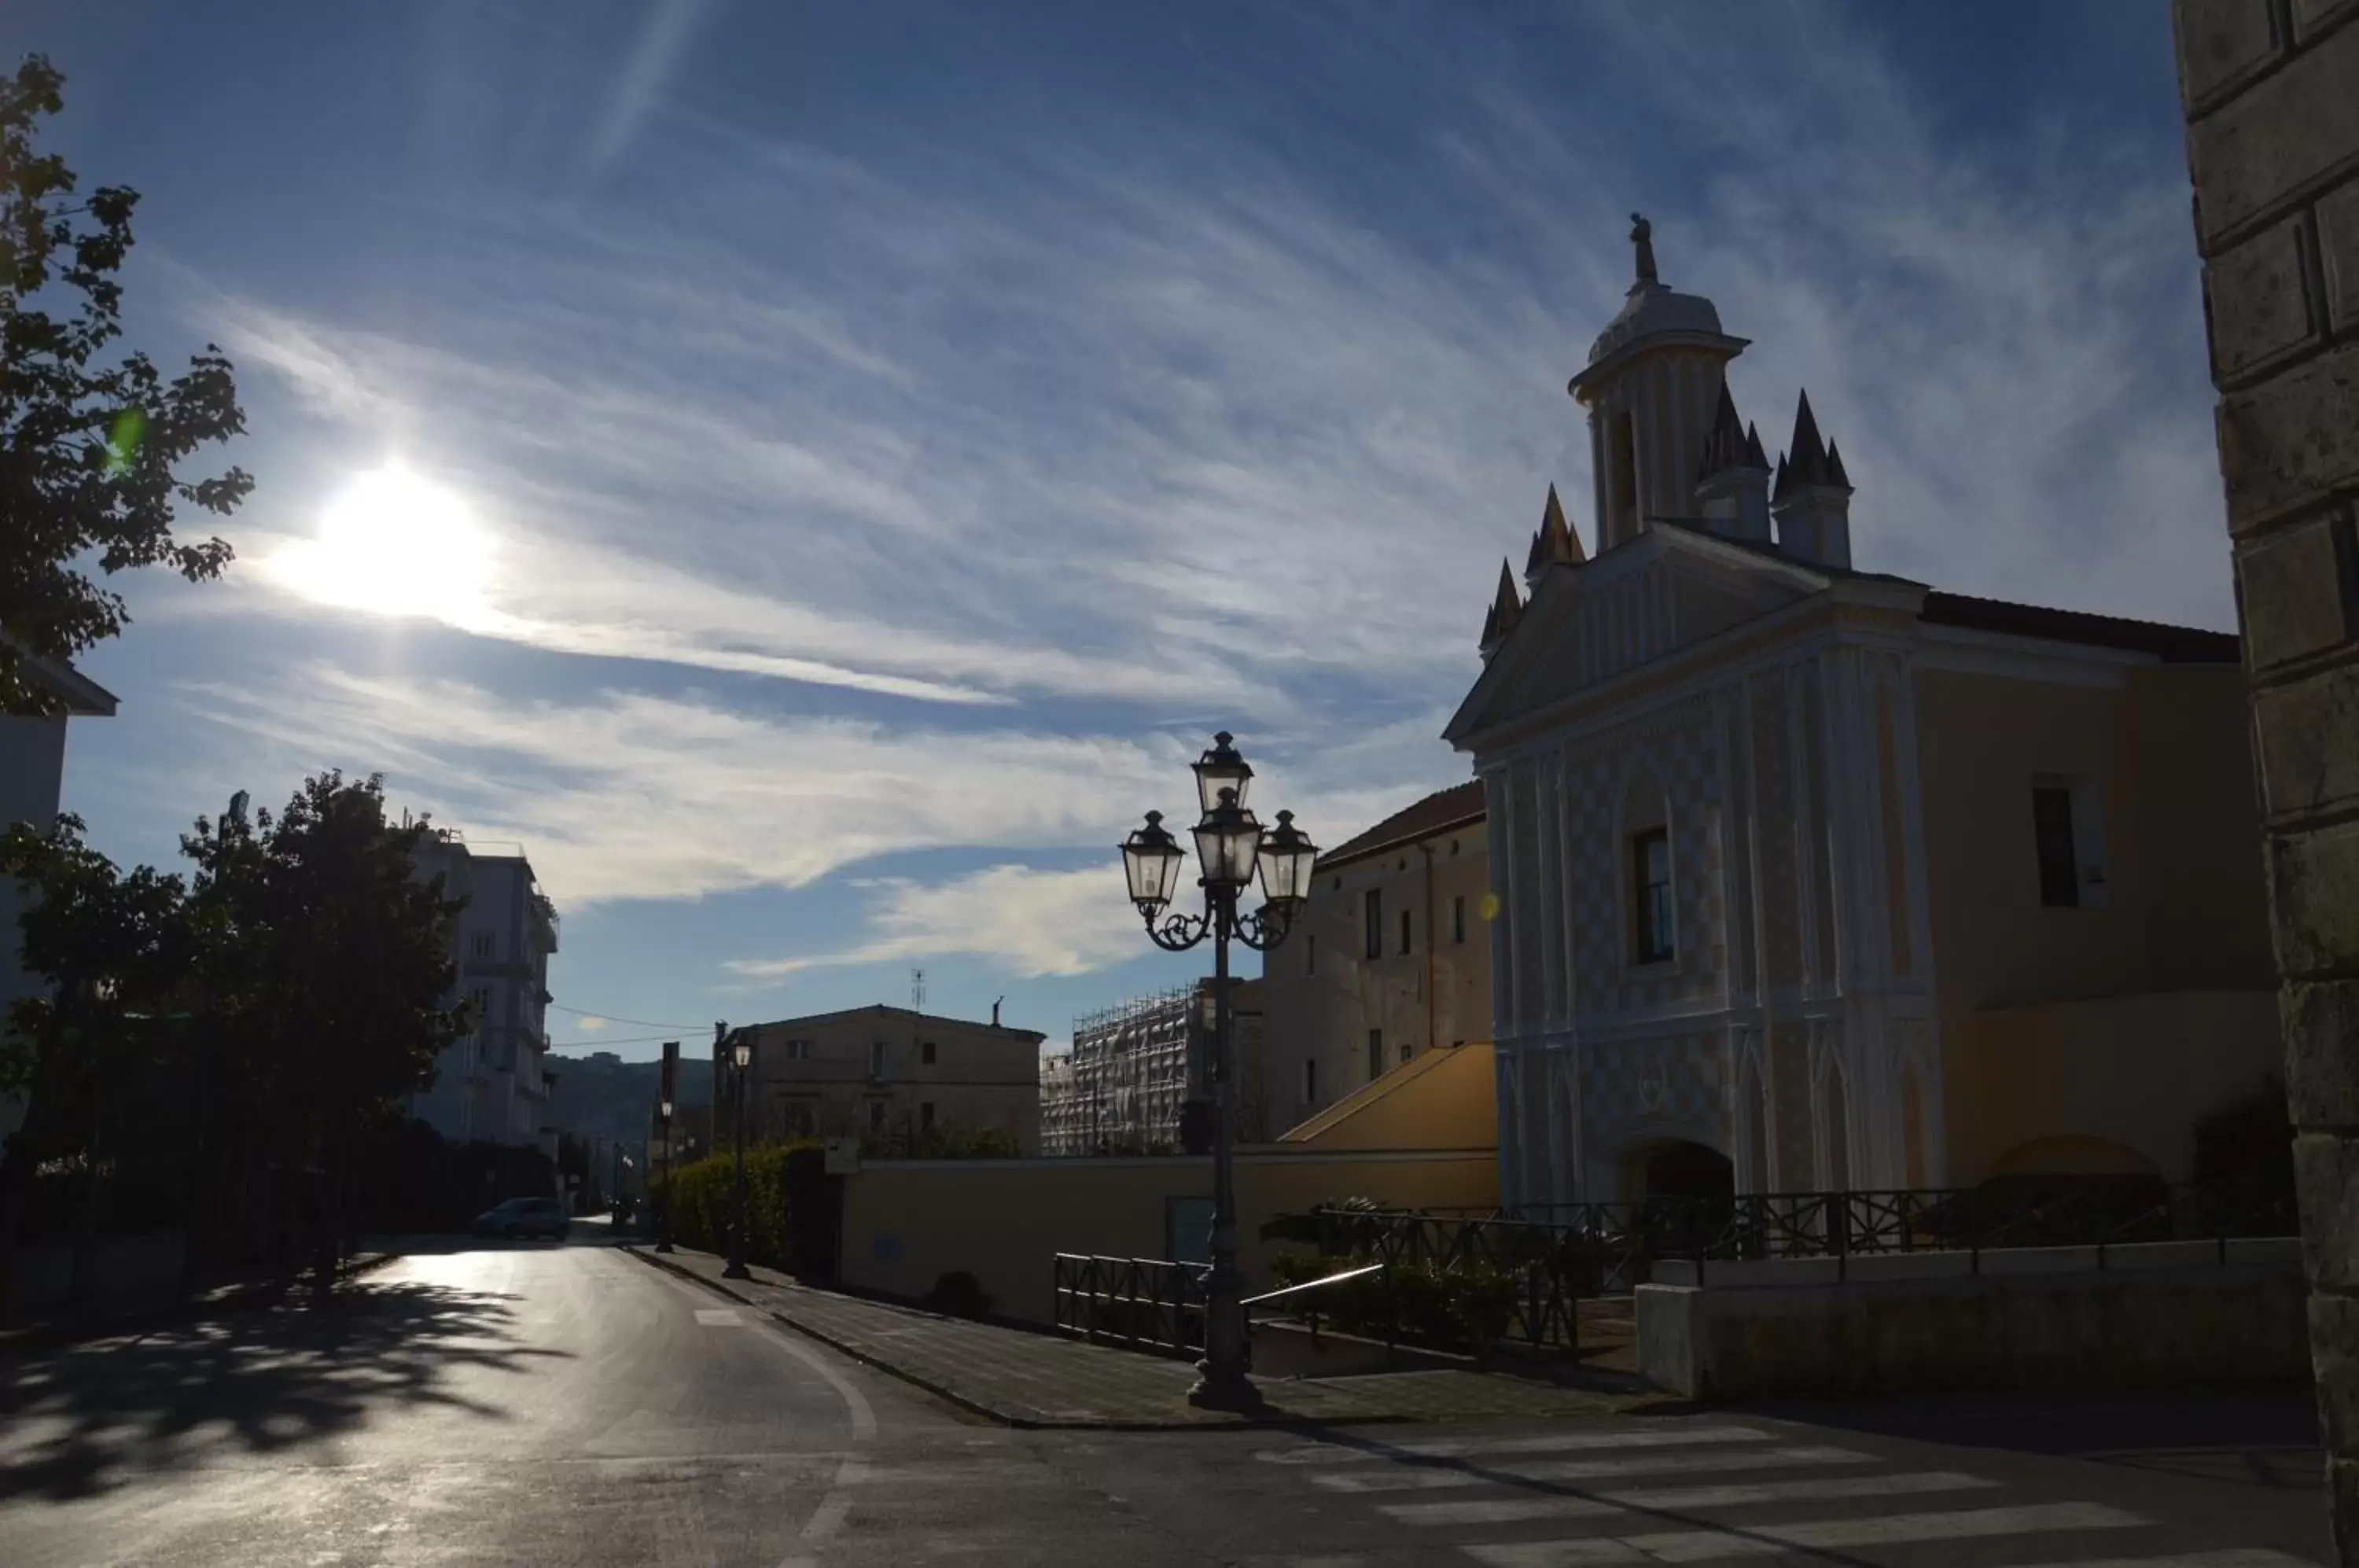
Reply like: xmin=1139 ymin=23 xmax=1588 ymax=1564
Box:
xmin=0 ymin=1268 xmax=569 ymax=1503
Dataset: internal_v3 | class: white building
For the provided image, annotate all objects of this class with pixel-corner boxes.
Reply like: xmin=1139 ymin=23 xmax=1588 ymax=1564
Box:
xmin=1040 ymin=980 xmax=1268 ymax=1153
xmin=409 ymin=833 xmax=561 ymax=1153
xmin=0 ymin=657 xmax=118 ymax=1151
xmin=1444 ymin=216 xmax=2276 ymax=1210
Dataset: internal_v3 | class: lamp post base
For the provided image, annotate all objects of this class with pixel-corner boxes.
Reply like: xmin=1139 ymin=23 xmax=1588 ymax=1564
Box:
xmin=1186 ymin=1360 xmax=1264 ymax=1412
xmin=654 ymin=1240 xmax=674 ymax=1255
xmin=722 ymin=1257 xmax=750 ymax=1279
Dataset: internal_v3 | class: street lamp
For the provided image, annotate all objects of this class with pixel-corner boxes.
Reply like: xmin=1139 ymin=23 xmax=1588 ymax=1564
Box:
xmin=1121 ymin=731 xmax=1319 ymax=1412
xmin=654 ymin=1096 xmax=675 ymax=1254
xmin=723 ymin=1029 xmax=756 ymax=1279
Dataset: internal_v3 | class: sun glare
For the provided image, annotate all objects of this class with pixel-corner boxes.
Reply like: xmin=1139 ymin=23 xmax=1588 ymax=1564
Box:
xmin=282 ymin=464 xmax=497 ymax=628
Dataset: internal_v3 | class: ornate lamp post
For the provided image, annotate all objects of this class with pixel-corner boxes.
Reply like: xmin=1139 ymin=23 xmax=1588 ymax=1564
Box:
xmin=1121 ymin=731 xmax=1319 ymax=1411
xmin=723 ymin=1029 xmax=756 ymax=1279
xmin=653 ymin=1095 xmax=675 ymax=1255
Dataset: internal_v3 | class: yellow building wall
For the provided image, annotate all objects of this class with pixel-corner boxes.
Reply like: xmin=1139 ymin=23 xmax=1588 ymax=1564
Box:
xmin=1913 ymin=662 xmax=2276 ymax=1185
xmin=1966 ymin=990 xmax=2280 ymax=1181
xmin=1260 ymin=827 xmax=1493 ymax=1132
xmin=838 ymin=1150 xmax=1498 ymax=1324
xmin=1276 ymin=1040 xmax=1496 ymax=1152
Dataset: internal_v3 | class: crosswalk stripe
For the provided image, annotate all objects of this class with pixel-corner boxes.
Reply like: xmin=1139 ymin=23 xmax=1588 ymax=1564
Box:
xmin=1463 ymin=1500 xmax=2145 ymax=1565
xmin=1380 ymin=1470 xmax=1995 ymax=1526
xmin=1986 ymin=1554 xmax=2318 ymax=1568
xmin=1312 ymin=1445 xmax=1874 ymax=1495
xmin=1260 ymin=1427 xmax=1773 ymax=1465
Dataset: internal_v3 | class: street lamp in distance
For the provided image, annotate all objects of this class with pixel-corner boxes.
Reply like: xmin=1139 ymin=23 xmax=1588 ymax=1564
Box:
xmin=723 ymin=1029 xmax=756 ymax=1279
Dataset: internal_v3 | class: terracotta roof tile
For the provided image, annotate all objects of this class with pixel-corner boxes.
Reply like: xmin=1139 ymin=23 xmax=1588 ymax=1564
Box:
xmin=1316 ymin=780 xmax=1485 ymax=870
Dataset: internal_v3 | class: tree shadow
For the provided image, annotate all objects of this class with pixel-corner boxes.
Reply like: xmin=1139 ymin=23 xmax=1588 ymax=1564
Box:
xmin=0 ymin=1269 xmax=569 ymax=1502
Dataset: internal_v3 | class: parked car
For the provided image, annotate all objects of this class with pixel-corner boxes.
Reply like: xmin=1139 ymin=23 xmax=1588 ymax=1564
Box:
xmin=469 ymin=1195 xmax=571 ymax=1241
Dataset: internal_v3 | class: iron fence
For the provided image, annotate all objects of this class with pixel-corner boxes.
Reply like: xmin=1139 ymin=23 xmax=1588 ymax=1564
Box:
xmin=1051 ymin=1253 xmax=1209 ymax=1357
xmin=1280 ymin=1180 xmax=2298 ymax=1358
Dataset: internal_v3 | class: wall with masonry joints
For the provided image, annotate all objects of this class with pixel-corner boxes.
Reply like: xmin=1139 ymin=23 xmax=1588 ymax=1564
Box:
xmin=2174 ymin=0 xmax=2359 ymax=1558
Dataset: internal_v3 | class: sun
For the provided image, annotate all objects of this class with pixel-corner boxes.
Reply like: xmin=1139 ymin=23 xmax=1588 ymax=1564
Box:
xmin=279 ymin=464 xmax=497 ymax=628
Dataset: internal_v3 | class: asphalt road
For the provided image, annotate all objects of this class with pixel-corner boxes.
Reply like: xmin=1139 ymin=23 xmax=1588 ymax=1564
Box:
xmin=0 ymin=1235 xmax=2337 ymax=1566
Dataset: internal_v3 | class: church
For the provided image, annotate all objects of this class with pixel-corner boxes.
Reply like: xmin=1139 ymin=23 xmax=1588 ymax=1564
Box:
xmin=1445 ymin=218 xmax=2280 ymax=1209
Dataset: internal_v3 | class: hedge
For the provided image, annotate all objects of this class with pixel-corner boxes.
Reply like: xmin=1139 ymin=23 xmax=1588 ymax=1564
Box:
xmin=653 ymin=1140 xmax=815 ymax=1266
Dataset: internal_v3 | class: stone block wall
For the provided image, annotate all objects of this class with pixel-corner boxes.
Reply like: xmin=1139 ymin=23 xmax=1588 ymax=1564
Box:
xmin=2175 ymin=1 xmax=2359 ymax=1558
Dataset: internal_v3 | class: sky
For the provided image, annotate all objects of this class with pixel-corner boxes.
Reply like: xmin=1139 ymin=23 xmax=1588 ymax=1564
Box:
xmin=14 ymin=1 xmax=2222 ymax=1064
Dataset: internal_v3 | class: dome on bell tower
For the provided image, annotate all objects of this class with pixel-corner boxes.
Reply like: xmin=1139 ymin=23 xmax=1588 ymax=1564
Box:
xmin=1565 ymin=214 xmax=1751 ymax=554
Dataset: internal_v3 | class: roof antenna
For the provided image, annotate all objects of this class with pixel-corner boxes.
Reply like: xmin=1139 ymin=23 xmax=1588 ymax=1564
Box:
xmin=992 ymin=996 xmax=1003 ymax=1028
xmin=911 ymin=966 xmax=926 ymax=1014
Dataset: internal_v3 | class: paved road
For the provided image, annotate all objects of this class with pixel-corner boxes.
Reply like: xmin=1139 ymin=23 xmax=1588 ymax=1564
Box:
xmin=0 ymin=1236 xmax=2336 ymax=1566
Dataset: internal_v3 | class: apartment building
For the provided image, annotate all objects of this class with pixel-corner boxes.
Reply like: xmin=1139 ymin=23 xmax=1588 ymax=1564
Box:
xmin=408 ymin=833 xmax=561 ymax=1153
xmin=718 ymin=1003 xmax=1045 ymax=1154
xmin=1258 ymin=785 xmax=1495 ymax=1136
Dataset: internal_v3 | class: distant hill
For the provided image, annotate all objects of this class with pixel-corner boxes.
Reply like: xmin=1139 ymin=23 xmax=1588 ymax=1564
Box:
xmin=547 ymin=1051 xmax=716 ymax=1146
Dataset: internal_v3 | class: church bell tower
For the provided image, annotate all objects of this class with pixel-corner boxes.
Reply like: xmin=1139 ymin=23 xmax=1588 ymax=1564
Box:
xmin=1566 ymin=215 xmax=1754 ymax=554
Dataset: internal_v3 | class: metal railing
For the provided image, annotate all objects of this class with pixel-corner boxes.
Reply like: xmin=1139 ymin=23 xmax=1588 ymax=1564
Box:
xmin=1282 ymin=1180 xmax=2299 ymax=1357
xmin=1051 ymin=1253 xmax=1209 ymax=1357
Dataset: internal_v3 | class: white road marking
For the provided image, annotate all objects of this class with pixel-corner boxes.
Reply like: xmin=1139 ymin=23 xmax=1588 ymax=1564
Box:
xmin=695 ymin=1309 xmax=742 ymax=1326
xmin=1990 ymin=1554 xmax=2320 ymax=1568
xmin=1380 ymin=1470 xmax=1996 ymax=1526
xmin=1312 ymin=1445 xmax=1874 ymax=1494
xmin=1260 ymin=1427 xmax=1774 ymax=1465
xmin=1463 ymin=1500 xmax=2146 ymax=1565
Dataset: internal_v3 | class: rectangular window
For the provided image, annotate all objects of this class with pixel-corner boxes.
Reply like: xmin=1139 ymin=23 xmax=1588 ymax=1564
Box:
xmin=473 ymin=932 xmax=494 ymax=959
xmin=1367 ymin=1029 xmax=1383 ymax=1082
xmin=921 ymin=1040 xmax=937 ymax=1066
xmin=1452 ymin=894 xmax=1467 ymax=944
xmin=1303 ymin=1058 xmax=1319 ymax=1104
xmin=870 ymin=1040 xmax=887 ymax=1078
xmin=1399 ymin=1041 xmax=1413 ymax=1066
xmin=1398 ymin=908 xmax=1411 ymax=955
xmin=869 ymin=1101 xmax=885 ymax=1131
xmin=786 ymin=1039 xmax=811 ymax=1061
xmin=1363 ymin=889 xmax=1382 ymax=959
xmin=1305 ymin=933 xmax=1316 ymax=977
xmin=2033 ymin=786 xmax=2079 ymax=907
xmin=1633 ymin=828 xmax=1674 ymax=963
xmin=921 ymin=1102 xmax=936 ymax=1130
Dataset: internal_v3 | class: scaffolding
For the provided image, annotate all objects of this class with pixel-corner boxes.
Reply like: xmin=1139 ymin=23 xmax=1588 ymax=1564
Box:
xmin=1042 ymin=985 xmax=1202 ymax=1155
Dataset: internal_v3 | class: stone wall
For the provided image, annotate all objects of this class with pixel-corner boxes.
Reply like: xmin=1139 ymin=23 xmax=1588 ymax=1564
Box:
xmin=2174 ymin=0 xmax=2359 ymax=1558
xmin=1638 ymin=1258 xmax=2310 ymax=1400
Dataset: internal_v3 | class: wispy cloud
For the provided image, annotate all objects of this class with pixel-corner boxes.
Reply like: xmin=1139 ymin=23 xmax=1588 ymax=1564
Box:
xmin=727 ymin=864 xmax=1142 ymax=981
xmin=162 ymin=2 xmax=2225 ymax=951
xmin=177 ymin=668 xmax=1191 ymax=907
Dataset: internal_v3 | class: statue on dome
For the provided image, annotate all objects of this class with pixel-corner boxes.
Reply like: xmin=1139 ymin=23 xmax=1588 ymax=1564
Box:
xmin=1630 ymin=212 xmax=1658 ymax=289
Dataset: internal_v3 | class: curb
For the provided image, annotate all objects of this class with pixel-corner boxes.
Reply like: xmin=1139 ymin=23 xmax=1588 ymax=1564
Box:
xmin=620 ymin=1243 xmax=1260 ymax=1432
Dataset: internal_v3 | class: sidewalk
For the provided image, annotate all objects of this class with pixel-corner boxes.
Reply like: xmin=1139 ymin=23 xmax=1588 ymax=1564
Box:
xmin=626 ymin=1242 xmax=1665 ymax=1430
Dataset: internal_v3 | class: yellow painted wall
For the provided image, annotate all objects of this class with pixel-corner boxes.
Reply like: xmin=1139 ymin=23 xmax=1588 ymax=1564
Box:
xmin=1965 ymin=989 xmax=2279 ymax=1182
xmin=1276 ymin=1040 xmax=1496 ymax=1151
xmin=1260 ymin=826 xmax=1493 ymax=1132
xmin=1912 ymin=664 xmax=2276 ymax=1184
xmin=838 ymin=1150 xmax=1498 ymax=1324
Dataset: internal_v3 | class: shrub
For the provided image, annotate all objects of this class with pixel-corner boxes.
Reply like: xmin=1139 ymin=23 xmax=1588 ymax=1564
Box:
xmin=652 ymin=1139 xmax=815 ymax=1266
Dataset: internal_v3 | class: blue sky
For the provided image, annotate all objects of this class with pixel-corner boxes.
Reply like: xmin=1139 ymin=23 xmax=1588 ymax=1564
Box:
xmin=17 ymin=2 xmax=2219 ymax=1062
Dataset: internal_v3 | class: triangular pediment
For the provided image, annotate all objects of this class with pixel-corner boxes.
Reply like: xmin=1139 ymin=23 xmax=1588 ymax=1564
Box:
xmin=1444 ymin=525 xmax=1831 ymax=746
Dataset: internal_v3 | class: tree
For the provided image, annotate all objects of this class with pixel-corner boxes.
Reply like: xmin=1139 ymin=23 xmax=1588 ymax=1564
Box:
xmin=1 ymin=54 xmax=249 ymax=715
xmin=182 ymin=772 xmax=467 ymax=1283
xmin=0 ymin=815 xmax=196 ymax=1303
